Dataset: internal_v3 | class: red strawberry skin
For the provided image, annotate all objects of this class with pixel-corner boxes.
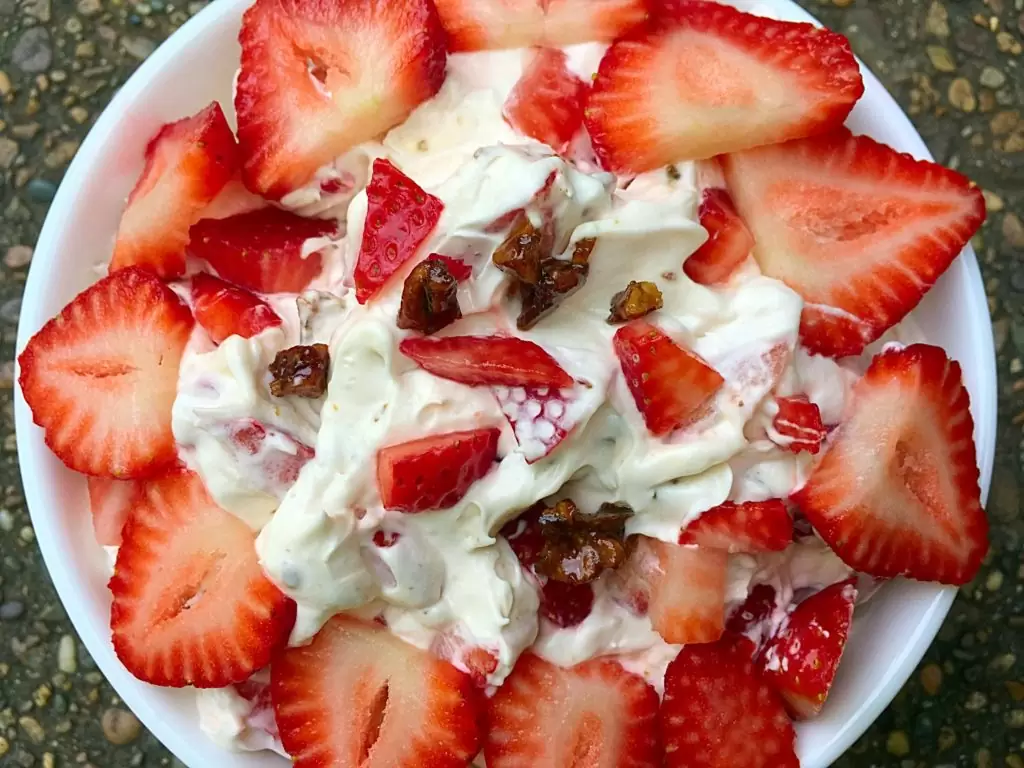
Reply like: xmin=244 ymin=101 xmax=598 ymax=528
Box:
xmin=684 ymin=188 xmax=754 ymax=286
xmin=792 ymin=344 xmax=988 ymax=585
xmin=485 ymin=653 xmax=662 ymax=768
xmin=236 ymin=0 xmax=447 ymax=199
xmin=504 ymin=47 xmax=588 ymax=153
xmin=679 ymin=500 xmax=793 ymax=554
xmin=585 ymin=1 xmax=863 ymax=174
xmin=18 ymin=267 xmax=194 ymax=479
xmin=400 ymin=335 xmax=573 ymax=389
xmin=87 ymin=476 xmax=144 ymax=547
xmin=377 ymin=427 xmax=501 ymax=512
xmin=189 ymin=207 xmax=338 ymax=294
xmin=722 ymin=130 xmax=987 ymax=357
xmin=109 ymin=470 xmax=296 ymax=687
xmin=771 ymin=395 xmax=827 ymax=454
xmin=191 ymin=273 xmax=282 ymax=345
xmin=111 ymin=102 xmax=238 ymax=279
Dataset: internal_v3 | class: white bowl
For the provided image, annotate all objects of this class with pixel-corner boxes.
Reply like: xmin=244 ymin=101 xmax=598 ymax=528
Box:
xmin=14 ymin=1 xmax=997 ymax=766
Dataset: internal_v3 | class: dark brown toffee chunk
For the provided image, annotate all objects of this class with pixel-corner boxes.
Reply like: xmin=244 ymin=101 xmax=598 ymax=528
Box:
xmin=607 ymin=280 xmax=664 ymax=324
xmin=533 ymin=498 xmax=633 ymax=585
xmin=269 ymin=343 xmax=330 ymax=398
xmin=396 ymin=258 xmax=462 ymax=335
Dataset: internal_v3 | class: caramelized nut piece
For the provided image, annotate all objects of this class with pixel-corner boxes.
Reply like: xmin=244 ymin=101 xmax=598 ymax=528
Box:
xmin=608 ymin=281 xmax=664 ymax=324
xmin=397 ymin=258 xmax=462 ymax=335
xmin=534 ymin=499 xmax=633 ymax=585
xmin=493 ymin=213 xmax=548 ymax=285
xmin=571 ymin=237 xmax=597 ymax=266
xmin=269 ymin=344 xmax=330 ymax=398
xmin=517 ymin=260 xmax=588 ymax=331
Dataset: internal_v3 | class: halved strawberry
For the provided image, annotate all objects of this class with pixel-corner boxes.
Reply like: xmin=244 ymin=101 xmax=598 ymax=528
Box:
xmin=109 ymin=470 xmax=296 ymax=687
xmin=272 ymin=615 xmax=481 ymax=767
xmin=721 ymin=130 xmax=987 ymax=357
xmin=771 ymin=395 xmax=827 ymax=454
xmin=235 ymin=0 xmax=446 ymax=199
xmin=110 ymin=102 xmax=238 ymax=279
xmin=355 ymin=159 xmax=445 ymax=303
xmin=18 ymin=267 xmax=193 ymax=478
xmin=435 ymin=0 xmax=648 ymax=52
xmin=761 ymin=578 xmax=857 ymax=719
xmin=792 ymin=344 xmax=988 ymax=585
xmin=87 ymin=476 xmax=144 ymax=547
xmin=191 ymin=273 xmax=282 ymax=345
xmin=485 ymin=654 xmax=661 ymax=768
xmin=613 ymin=320 xmax=724 ymax=436
xmin=504 ymin=47 xmax=587 ymax=153
xmin=189 ymin=207 xmax=337 ymax=294
xmin=661 ymin=637 xmax=799 ymax=768
xmin=584 ymin=1 xmax=863 ymax=174
xmin=400 ymin=335 xmax=573 ymax=389
xmin=377 ymin=427 xmax=501 ymax=513
xmin=684 ymin=188 xmax=754 ymax=286
xmin=679 ymin=500 xmax=792 ymax=554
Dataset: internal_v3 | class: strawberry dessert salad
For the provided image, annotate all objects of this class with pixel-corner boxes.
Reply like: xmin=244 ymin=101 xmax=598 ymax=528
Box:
xmin=18 ymin=0 xmax=990 ymax=765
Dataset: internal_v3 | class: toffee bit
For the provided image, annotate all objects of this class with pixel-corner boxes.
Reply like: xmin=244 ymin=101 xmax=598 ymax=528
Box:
xmin=571 ymin=238 xmax=597 ymax=266
xmin=517 ymin=260 xmax=588 ymax=331
xmin=492 ymin=212 xmax=545 ymax=285
xmin=666 ymin=164 xmax=681 ymax=182
xmin=534 ymin=498 xmax=634 ymax=585
xmin=396 ymin=258 xmax=461 ymax=335
xmin=269 ymin=343 xmax=330 ymax=398
xmin=607 ymin=280 xmax=664 ymax=324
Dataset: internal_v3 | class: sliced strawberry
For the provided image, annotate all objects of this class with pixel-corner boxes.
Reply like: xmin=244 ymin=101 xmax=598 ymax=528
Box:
xmin=87 ymin=476 xmax=144 ymax=547
xmin=201 ymin=177 xmax=268 ymax=220
xmin=661 ymin=637 xmax=799 ymax=768
xmin=189 ymin=207 xmax=338 ymax=294
xmin=377 ymin=427 xmax=501 ymax=513
xmin=485 ymin=654 xmax=661 ymax=768
xmin=771 ymin=395 xmax=827 ymax=454
xmin=540 ymin=579 xmax=595 ymax=628
xmin=684 ymin=188 xmax=754 ymax=286
xmin=236 ymin=0 xmax=446 ymax=199
xmin=792 ymin=344 xmax=988 ymax=585
xmin=436 ymin=0 xmax=648 ymax=52
xmin=725 ymin=582 xmax=779 ymax=658
xmin=679 ymin=500 xmax=792 ymax=554
xmin=18 ymin=267 xmax=193 ymax=479
xmin=430 ymin=254 xmax=473 ymax=282
xmin=191 ymin=273 xmax=282 ymax=345
xmin=493 ymin=383 xmax=592 ymax=463
xmin=109 ymin=470 xmax=296 ymax=687
xmin=272 ymin=615 xmax=481 ymax=767
xmin=721 ymin=130 xmax=987 ymax=357
xmin=400 ymin=335 xmax=573 ymax=389
xmin=613 ymin=320 xmax=724 ymax=437
xmin=110 ymin=102 xmax=238 ymax=279
xmin=584 ymin=1 xmax=863 ymax=174
xmin=504 ymin=48 xmax=587 ymax=153
xmin=761 ymin=578 xmax=857 ymax=719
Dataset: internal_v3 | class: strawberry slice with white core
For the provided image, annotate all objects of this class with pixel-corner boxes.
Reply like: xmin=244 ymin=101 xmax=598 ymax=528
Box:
xmin=584 ymin=0 xmax=863 ymax=174
xmin=272 ymin=615 xmax=481 ymax=768
xmin=435 ymin=0 xmax=648 ymax=52
xmin=792 ymin=344 xmax=988 ymax=585
xmin=504 ymin=47 xmax=588 ymax=153
xmin=770 ymin=395 xmax=827 ymax=454
xmin=87 ymin=476 xmax=144 ymax=547
xmin=189 ymin=207 xmax=338 ymax=294
xmin=494 ymin=383 xmax=587 ymax=463
xmin=400 ymin=335 xmax=574 ymax=389
xmin=485 ymin=654 xmax=662 ymax=768
xmin=684 ymin=188 xmax=754 ymax=286
xmin=110 ymin=102 xmax=238 ymax=279
xmin=377 ymin=427 xmax=501 ymax=513
xmin=191 ymin=273 xmax=283 ymax=345
xmin=679 ymin=499 xmax=793 ymax=553
xmin=661 ymin=637 xmax=800 ymax=768
xmin=235 ymin=0 xmax=447 ymax=199
xmin=355 ymin=159 xmax=445 ymax=303
xmin=722 ymin=130 xmax=987 ymax=357
xmin=18 ymin=267 xmax=193 ymax=479
xmin=613 ymin=320 xmax=724 ymax=437
xmin=761 ymin=578 xmax=857 ymax=719
xmin=109 ymin=470 xmax=296 ymax=687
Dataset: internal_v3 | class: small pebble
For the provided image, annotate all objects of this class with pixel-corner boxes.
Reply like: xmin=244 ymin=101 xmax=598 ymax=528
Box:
xmin=42 ymin=755 xmax=54 ymax=768
xmin=19 ymin=525 xmax=34 ymax=543
xmin=101 ymin=707 xmax=142 ymax=745
xmin=0 ymin=736 xmax=8 ymax=756
xmin=985 ymin=570 xmax=1004 ymax=590
xmin=0 ymin=601 xmax=25 ymax=620
xmin=921 ymin=662 xmax=943 ymax=695
xmin=32 ymin=684 xmax=51 ymax=708
xmin=57 ymin=635 xmax=77 ymax=673
xmin=11 ymin=27 xmax=53 ymax=74
xmin=3 ymin=245 xmax=33 ymax=269
xmin=980 ymin=66 xmax=1007 ymax=89
xmin=887 ymin=730 xmax=911 ymax=757
xmin=949 ymin=77 xmax=977 ymax=112
xmin=19 ymin=715 xmax=45 ymax=744
xmin=926 ymin=44 xmax=957 ymax=72
xmin=26 ymin=178 xmax=57 ymax=204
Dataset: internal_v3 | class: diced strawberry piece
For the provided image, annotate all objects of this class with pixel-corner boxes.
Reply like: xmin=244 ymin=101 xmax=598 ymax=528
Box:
xmin=236 ymin=0 xmax=447 ymax=199
xmin=684 ymin=188 xmax=754 ymax=286
xmin=613 ymin=320 xmax=724 ymax=437
xmin=227 ymin=419 xmax=314 ymax=489
xmin=109 ymin=470 xmax=296 ymax=687
xmin=761 ymin=578 xmax=857 ymax=719
xmin=501 ymin=504 xmax=546 ymax=568
xmin=722 ymin=130 xmax=987 ymax=357
xmin=679 ymin=500 xmax=792 ymax=554
xmin=271 ymin=616 xmax=481 ymax=767
xmin=87 ymin=476 xmax=144 ymax=547
xmin=189 ymin=207 xmax=338 ymax=294
xmin=18 ymin=267 xmax=193 ymax=479
xmin=431 ymin=632 xmax=499 ymax=688
xmin=201 ymin=177 xmax=268 ymax=220
xmin=191 ymin=273 xmax=282 ymax=345
xmin=725 ymin=582 xmax=779 ymax=658
xmin=377 ymin=427 xmax=501 ymax=513
xmin=354 ymin=159 xmax=445 ymax=303
xmin=110 ymin=102 xmax=238 ymax=279
xmin=540 ymin=579 xmax=595 ymax=628
xmin=400 ymin=335 xmax=574 ymax=389
xmin=661 ymin=637 xmax=800 ymax=768
xmin=372 ymin=530 xmax=402 ymax=548
xmin=792 ymin=344 xmax=988 ymax=585
xmin=485 ymin=654 xmax=661 ymax=768
xmin=493 ymin=383 xmax=586 ymax=463
xmin=771 ymin=395 xmax=827 ymax=454
xmin=429 ymin=254 xmax=473 ymax=282
xmin=585 ymin=1 xmax=863 ymax=174
xmin=504 ymin=48 xmax=587 ymax=153
xmin=435 ymin=0 xmax=648 ymax=51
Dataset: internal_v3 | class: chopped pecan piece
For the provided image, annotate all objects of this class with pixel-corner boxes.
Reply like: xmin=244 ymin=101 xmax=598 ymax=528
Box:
xmin=517 ymin=260 xmax=589 ymax=331
xmin=269 ymin=343 xmax=330 ymax=398
xmin=492 ymin=213 xmax=546 ymax=285
xmin=532 ymin=499 xmax=633 ymax=585
xmin=607 ymin=281 xmax=664 ymax=324
xmin=571 ymin=237 xmax=597 ymax=266
xmin=396 ymin=258 xmax=462 ymax=335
